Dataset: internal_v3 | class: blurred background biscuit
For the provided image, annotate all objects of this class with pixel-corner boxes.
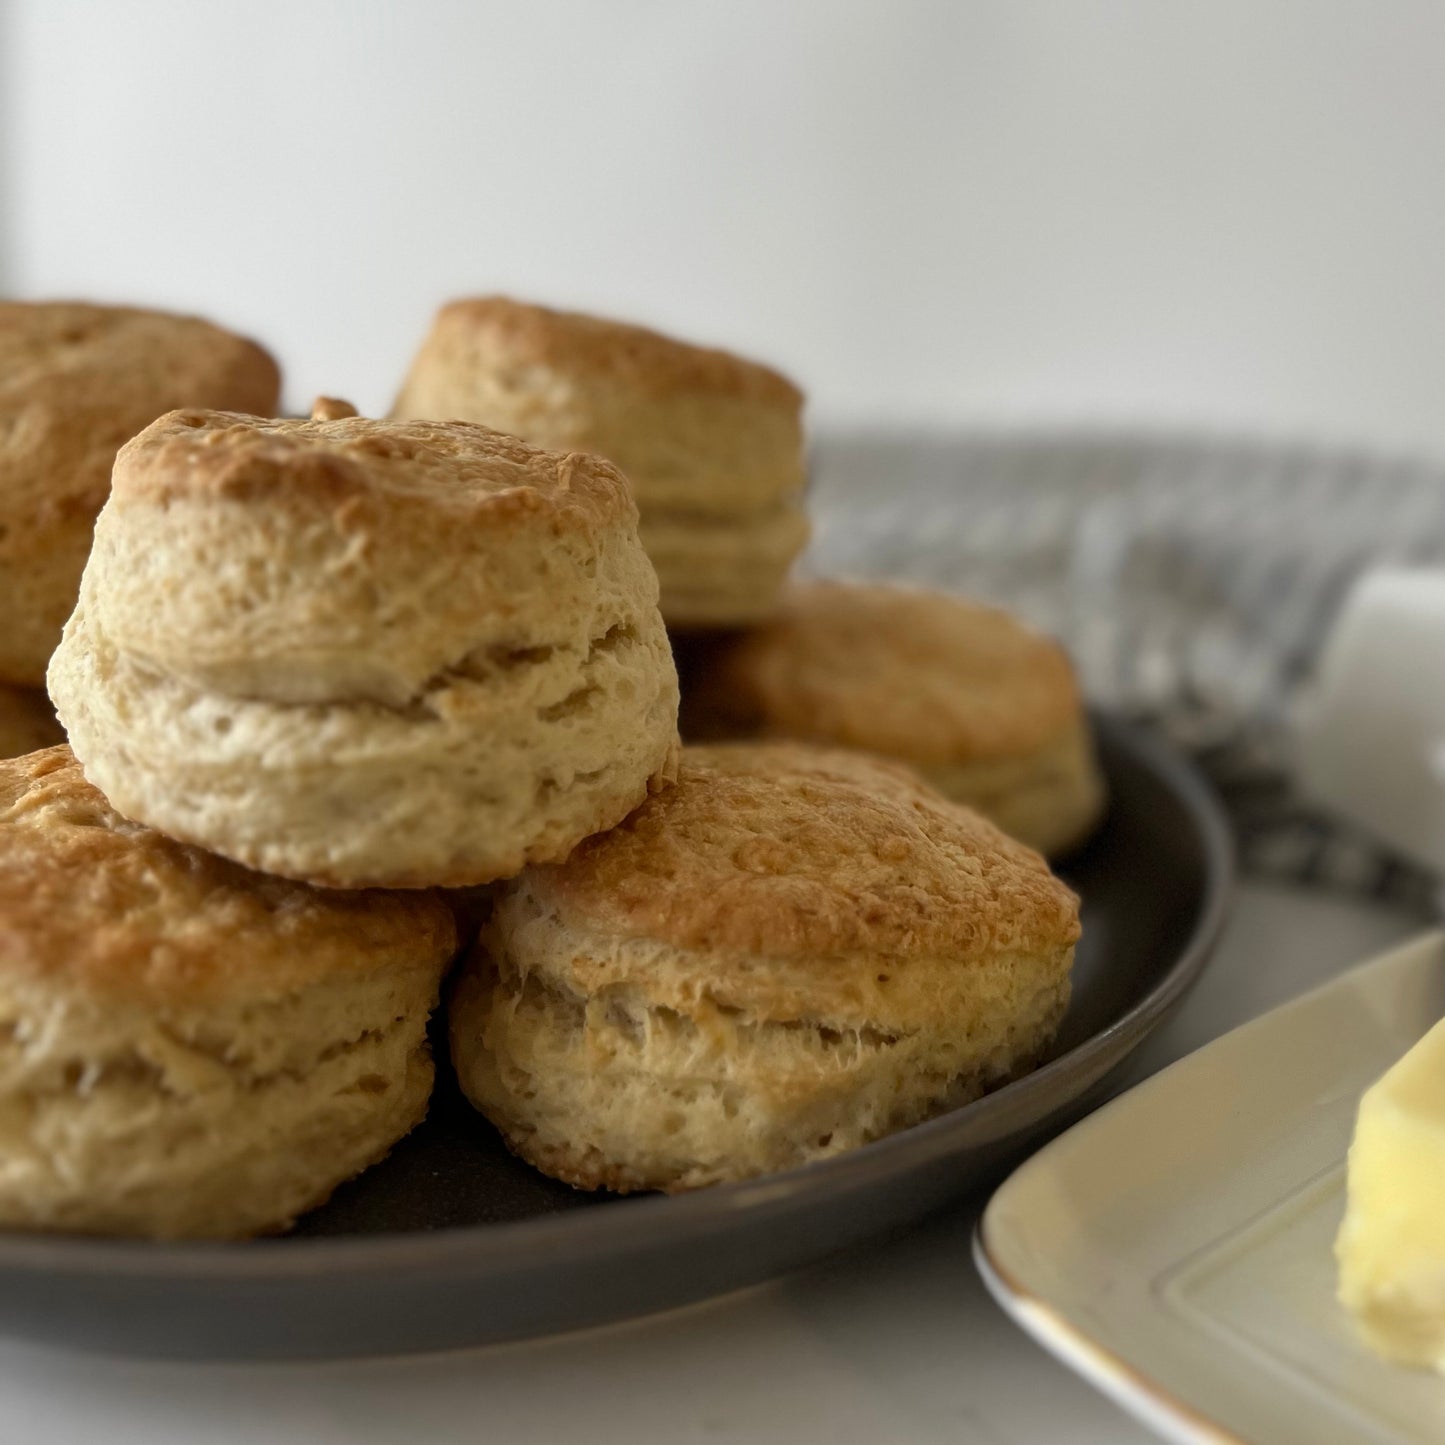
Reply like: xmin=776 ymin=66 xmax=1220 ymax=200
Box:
xmin=391 ymin=296 xmax=809 ymax=626
xmin=450 ymin=741 xmax=1080 ymax=1193
xmin=0 ymin=746 xmax=456 ymax=1239
xmin=680 ymin=581 xmax=1106 ymax=856
xmin=49 ymin=407 xmax=680 ymax=888
xmin=0 ymin=301 xmax=280 ymax=686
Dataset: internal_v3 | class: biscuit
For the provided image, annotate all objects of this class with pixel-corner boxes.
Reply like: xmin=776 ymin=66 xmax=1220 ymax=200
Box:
xmin=391 ymin=297 xmax=809 ymax=626
xmin=450 ymin=742 xmax=1080 ymax=1193
xmin=0 ymin=747 xmax=456 ymax=1239
xmin=0 ymin=686 xmax=63 ymax=759
xmin=48 ymin=407 xmax=680 ymax=888
xmin=680 ymin=582 xmax=1105 ymax=856
xmin=0 ymin=301 xmax=280 ymax=685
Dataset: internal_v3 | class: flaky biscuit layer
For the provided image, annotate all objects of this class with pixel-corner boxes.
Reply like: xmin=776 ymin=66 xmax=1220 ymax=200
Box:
xmin=452 ymin=743 xmax=1079 ymax=1192
xmin=0 ymin=748 xmax=455 ymax=1238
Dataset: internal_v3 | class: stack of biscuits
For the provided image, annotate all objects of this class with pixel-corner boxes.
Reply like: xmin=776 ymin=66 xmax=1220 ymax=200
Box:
xmin=393 ymin=296 xmax=1106 ymax=859
xmin=0 ymin=295 xmax=1092 ymax=1239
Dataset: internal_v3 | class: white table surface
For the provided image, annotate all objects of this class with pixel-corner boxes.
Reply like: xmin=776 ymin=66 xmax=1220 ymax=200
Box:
xmin=0 ymin=882 xmax=1419 ymax=1445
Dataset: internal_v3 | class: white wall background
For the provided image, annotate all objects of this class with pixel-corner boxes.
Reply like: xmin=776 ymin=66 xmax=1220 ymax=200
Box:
xmin=4 ymin=1 xmax=1445 ymax=451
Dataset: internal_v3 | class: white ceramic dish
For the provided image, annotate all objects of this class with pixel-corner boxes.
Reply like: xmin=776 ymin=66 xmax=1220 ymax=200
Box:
xmin=976 ymin=931 xmax=1445 ymax=1445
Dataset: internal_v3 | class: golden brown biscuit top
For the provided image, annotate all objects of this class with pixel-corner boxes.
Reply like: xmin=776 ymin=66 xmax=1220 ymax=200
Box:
xmin=424 ymin=296 xmax=803 ymax=408
xmin=527 ymin=742 xmax=1080 ymax=962
xmin=0 ymin=302 xmax=278 ymax=397
xmin=684 ymin=582 xmax=1083 ymax=764
xmin=0 ymin=301 xmax=280 ymax=542
xmin=0 ymin=748 xmax=456 ymax=1002
xmin=111 ymin=409 xmax=636 ymax=532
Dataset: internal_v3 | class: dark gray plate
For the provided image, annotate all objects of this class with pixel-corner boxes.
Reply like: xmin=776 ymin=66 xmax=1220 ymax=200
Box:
xmin=0 ymin=716 xmax=1232 ymax=1360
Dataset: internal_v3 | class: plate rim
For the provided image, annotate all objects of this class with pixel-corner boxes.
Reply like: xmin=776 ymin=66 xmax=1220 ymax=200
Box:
xmin=0 ymin=713 xmax=1233 ymax=1282
xmin=974 ymin=1227 xmax=1244 ymax=1445
xmin=974 ymin=929 xmax=1445 ymax=1445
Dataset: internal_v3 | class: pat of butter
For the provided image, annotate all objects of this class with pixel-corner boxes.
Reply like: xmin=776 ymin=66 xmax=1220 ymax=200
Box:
xmin=1337 ymin=1016 xmax=1445 ymax=1369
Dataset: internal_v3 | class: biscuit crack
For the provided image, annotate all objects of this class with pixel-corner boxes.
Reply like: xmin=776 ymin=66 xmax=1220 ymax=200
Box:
xmin=421 ymin=618 xmax=641 ymax=713
xmin=1 ymin=1016 xmax=413 ymax=1105
xmin=499 ymin=968 xmax=906 ymax=1056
